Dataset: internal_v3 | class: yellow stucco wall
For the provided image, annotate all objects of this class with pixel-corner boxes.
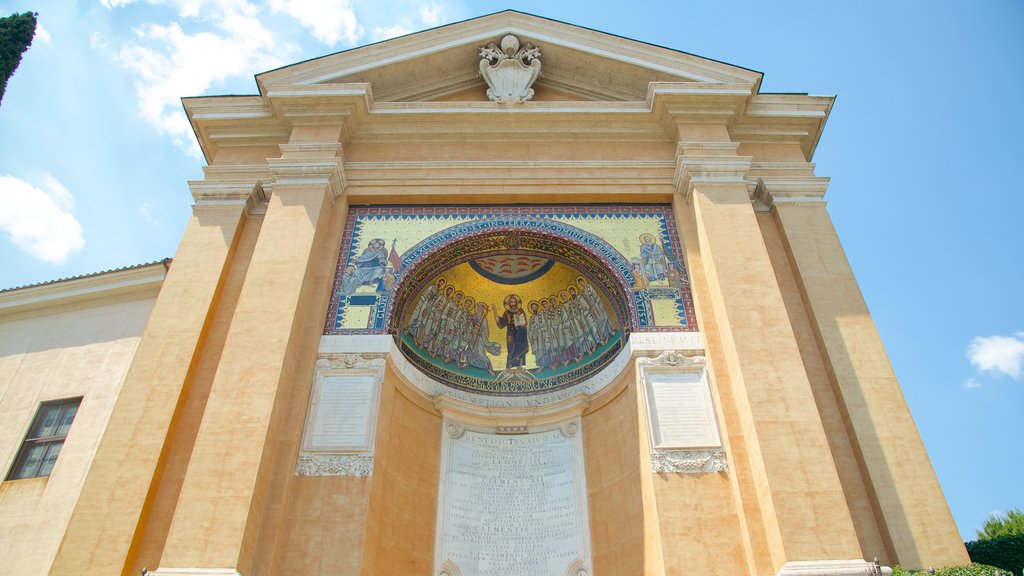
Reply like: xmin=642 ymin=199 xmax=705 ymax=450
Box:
xmin=584 ymin=379 xmax=651 ymax=575
xmin=360 ymin=372 xmax=441 ymax=575
xmin=0 ymin=287 xmax=157 ymax=575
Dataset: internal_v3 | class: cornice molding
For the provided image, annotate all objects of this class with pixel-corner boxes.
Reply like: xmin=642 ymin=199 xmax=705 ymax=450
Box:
xmin=264 ymin=84 xmax=370 ymax=132
xmin=730 ymin=94 xmax=834 ymax=160
xmin=255 ymin=12 xmax=762 ymax=91
xmin=187 ymin=83 xmax=829 ymax=164
xmin=183 ymin=95 xmax=286 ymax=164
xmin=0 ymin=262 xmax=167 ymax=317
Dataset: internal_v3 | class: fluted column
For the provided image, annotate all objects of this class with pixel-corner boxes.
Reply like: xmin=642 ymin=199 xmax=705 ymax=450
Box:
xmin=675 ymin=124 xmax=863 ymax=574
xmin=154 ymin=125 xmax=346 ymax=576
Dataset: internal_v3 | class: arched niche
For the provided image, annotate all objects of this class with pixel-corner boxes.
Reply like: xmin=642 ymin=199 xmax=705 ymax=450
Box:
xmin=389 ymin=223 xmax=636 ymax=397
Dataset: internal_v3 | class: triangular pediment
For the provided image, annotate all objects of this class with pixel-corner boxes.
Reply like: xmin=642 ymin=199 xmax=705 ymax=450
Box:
xmin=256 ymin=10 xmax=762 ymax=102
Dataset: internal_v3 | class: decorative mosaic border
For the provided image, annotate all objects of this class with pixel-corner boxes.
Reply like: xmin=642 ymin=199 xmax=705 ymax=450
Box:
xmin=323 ymin=204 xmax=696 ymax=335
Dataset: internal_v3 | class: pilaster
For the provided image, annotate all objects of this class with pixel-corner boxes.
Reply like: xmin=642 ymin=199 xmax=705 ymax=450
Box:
xmin=49 ymin=182 xmax=260 ymax=575
xmin=154 ymin=125 xmax=346 ymax=576
xmin=764 ymin=178 xmax=970 ymax=569
xmin=674 ymin=125 xmax=863 ymax=572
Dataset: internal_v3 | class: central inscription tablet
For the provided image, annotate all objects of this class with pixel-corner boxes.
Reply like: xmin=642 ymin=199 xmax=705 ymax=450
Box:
xmin=435 ymin=423 xmax=592 ymax=576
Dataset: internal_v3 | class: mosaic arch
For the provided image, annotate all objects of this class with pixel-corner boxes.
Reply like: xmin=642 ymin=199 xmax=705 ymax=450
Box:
xmin=323 ymin=205 xmax=697 ymax=395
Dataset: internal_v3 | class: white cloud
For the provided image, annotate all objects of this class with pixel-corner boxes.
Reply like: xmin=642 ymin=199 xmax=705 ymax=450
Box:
xmin=0 ymin=174 xmax=85 ymax=264
xmin=373 ymin=1 xmax=458 ymax=44
xmin=967 ymin=332 xmax=1024 ymax=379
xmin=372 ymin=23 xmax=413 ymax=41
xmin=418 ymin=1 xmax=447 ymax=26
xmin=35 ymin=24 xmax=52 ymax=43
xmin=137 ymin=202 xmax=161 ymax=227
xmin=90 ymin=32 xmax=109 ymax=50
xmin=106 ymin=1 xmax=290 ymax=157
xmin=964 ymin=378 xmax=982 ymax=390
xmin=270 ymin=0 xmax=362 ymax=46
xmin=99 ymin=0 xmax=461 ymax=154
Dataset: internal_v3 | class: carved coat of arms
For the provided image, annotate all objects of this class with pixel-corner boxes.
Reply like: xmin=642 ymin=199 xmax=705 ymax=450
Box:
xmin=478 ymin=34 xmax=542 ymax=104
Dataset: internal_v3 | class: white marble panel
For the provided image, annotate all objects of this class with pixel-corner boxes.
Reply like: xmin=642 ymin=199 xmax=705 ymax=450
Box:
xmin=646 ymin=371 xmax=720 ymax=449
xmin=435 ymin=422 xmax=591 ymax=576
xmin=297 ymin=354 xmax=384 ymax=477
xmin=306 ymin=374 xmax=376 ymax=451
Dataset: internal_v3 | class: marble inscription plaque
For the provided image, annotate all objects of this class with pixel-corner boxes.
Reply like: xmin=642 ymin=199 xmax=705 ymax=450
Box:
xmin=437 ymin=426 xmax=590 ymax=576
xmin=647 ymin=371 xmax=720 ymax=449
xmin=307 ymin=374 xmax=376 ymax=451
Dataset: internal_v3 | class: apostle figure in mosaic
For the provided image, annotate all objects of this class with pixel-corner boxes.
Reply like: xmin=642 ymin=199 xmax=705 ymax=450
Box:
xmin=426 ymin=285 xmax=457 ymax=358
xmin=553 ymin=291 xmax=581 ymax=366
xmin=576 ymin=276 xmax=614 ymax=344
xmin=418 ymin=282 xmax=449 ymax=347
xmin=527 ymin=300 xmax=549 ymax=373
xmin=440 ymin=291 xmax=467 ymax=363
xmin=492 ymin=294 xmax=529 ymax=369
xmin=545 ymin=295 xmax=567 ymax=369
xmin=461 ymin=302 xmax=501 ymax=376
xmin=567 ymin=285 xmax=600 ymax=356
xmin=448 ymin=296 xmax=474 ymax=364
xmin=339 ymin=238 xmax=390 ymax=295
xmin=407 ymin=277 xmax=445 ymax=345
xmin=639 ymin=233 xmax=668 ymax=284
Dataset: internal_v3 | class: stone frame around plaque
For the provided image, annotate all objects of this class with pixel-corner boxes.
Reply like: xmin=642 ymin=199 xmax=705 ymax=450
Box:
xmin=433 ymin=418 xmax=593 ymax=576
xmin=637 ymin=351 xmax=727 ymax=474
xmin=295 ymin=354 xmax=385 ymax=477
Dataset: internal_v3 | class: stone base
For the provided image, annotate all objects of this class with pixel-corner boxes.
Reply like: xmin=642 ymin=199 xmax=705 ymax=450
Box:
xmin=148 ymin=565 xmax=241 ymax=569
xmin=776 ymin=559 xmax=891 ymax=576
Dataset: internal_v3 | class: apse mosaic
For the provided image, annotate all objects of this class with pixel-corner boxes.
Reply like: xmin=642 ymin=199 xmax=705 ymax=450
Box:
xmin=323 ymin=205 xmax=696 ymax=395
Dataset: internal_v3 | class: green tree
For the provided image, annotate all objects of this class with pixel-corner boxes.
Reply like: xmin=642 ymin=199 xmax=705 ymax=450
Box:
xmin=978 ymin=509 xmax=1024 ymax=540
xmin=0 ymin=11 xmax=37 ymax=105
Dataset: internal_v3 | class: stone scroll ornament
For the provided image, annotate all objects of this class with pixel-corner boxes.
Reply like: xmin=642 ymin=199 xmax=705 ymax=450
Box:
xmin=479 ymin=34 xmax=542 ymax=103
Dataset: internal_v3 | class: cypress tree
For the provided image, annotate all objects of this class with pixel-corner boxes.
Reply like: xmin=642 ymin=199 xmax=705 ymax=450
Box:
xmin=0 ymin=11 xmax=38 ymax=105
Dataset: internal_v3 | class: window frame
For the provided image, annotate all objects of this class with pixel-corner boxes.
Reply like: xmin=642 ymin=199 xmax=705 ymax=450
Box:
xmin=5 ymin=397 xmax=82 ymax=481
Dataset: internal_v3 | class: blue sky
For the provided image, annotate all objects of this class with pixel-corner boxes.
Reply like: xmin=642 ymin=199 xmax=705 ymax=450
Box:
xmin=1 ymin=0 xmax=1021 ymax=543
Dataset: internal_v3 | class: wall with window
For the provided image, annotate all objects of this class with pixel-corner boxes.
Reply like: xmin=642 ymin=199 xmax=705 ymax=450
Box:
xmin=0 ymin=264 xmax=163 ymax=575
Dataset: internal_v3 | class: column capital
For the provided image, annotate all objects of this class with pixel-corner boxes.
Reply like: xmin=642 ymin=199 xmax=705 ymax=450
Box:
xmin=267 ymin=142 xmax=346 ymax=200
xmin=189 ymin=179 xmax=268 ymax=216
xmin=751 ymin=176 xmax=830 ymax=212
xmin=672 ymin=141 xmax=752 ymax=203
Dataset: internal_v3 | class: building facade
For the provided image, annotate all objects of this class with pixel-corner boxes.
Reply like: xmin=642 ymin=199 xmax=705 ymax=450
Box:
xmin=0 ymin=11 xmax=968 ymax=576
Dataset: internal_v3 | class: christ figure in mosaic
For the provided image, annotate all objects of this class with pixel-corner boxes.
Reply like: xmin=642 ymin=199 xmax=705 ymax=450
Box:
xmin=492 ymin=294 xmax=529 ymax=369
